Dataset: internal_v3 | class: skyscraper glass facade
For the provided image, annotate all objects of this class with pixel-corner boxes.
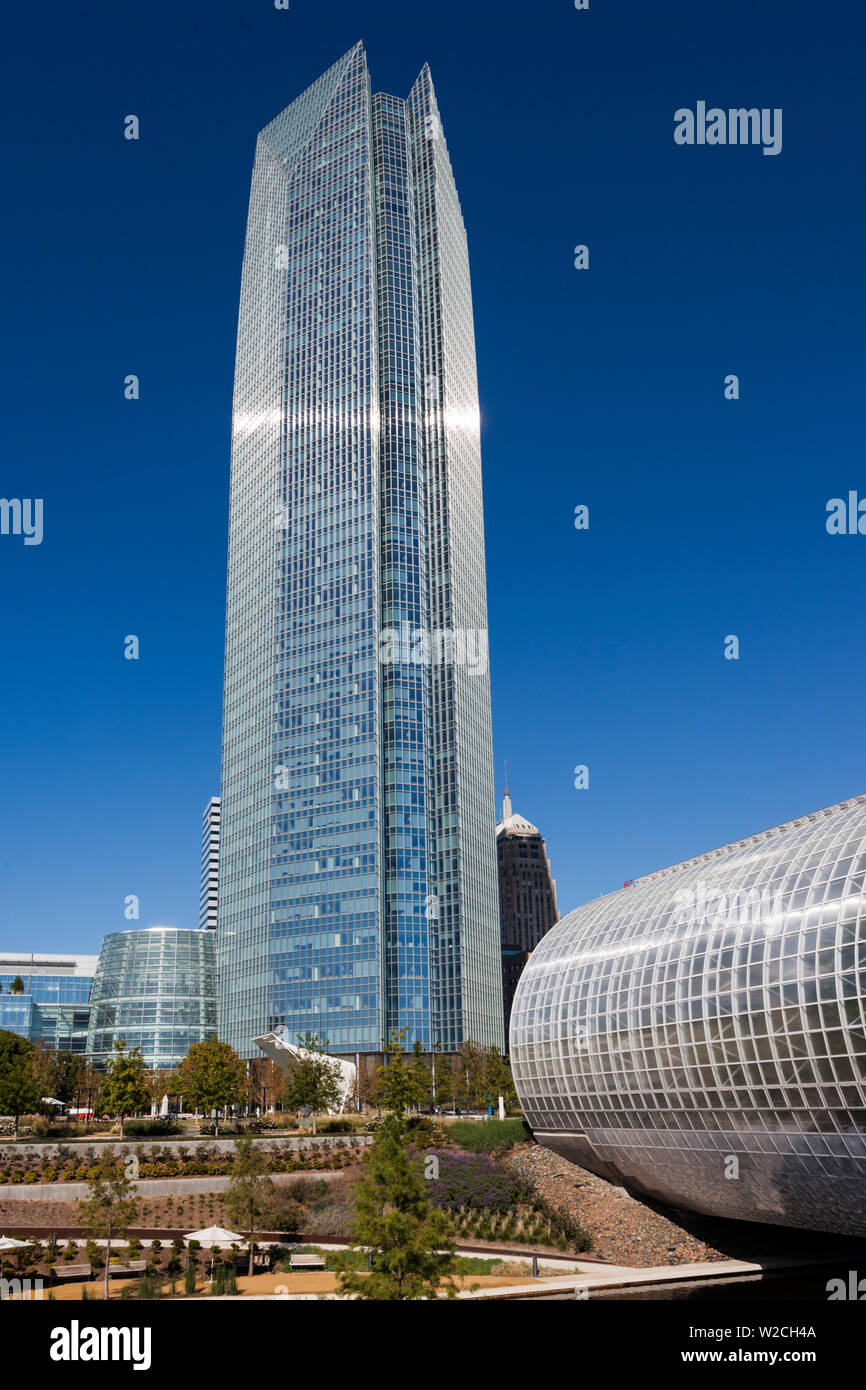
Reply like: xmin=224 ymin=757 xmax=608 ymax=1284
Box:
xmin=219 ymin=43 xmax=502 ymax=1058
xmin=0 ymin=954 xmax=96 ymax=1053
xmin=512 ymin=795 xmax=866 ymax=1237
xmin=86 ymin=928 xmax=217 ymax=1070
xmin=200 ymin=797 xmax=221 ymax=930
xmin=496 ymin=792 xmax=560 ymax=1040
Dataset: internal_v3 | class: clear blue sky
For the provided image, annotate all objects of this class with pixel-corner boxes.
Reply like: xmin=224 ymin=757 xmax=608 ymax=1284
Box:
xmin=1 ymin=0 xmax=864 ymax=954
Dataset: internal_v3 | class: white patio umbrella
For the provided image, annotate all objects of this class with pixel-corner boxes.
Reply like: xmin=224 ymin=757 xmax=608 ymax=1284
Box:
xmin=0 ymin=1236 xmax=29 ymax=1250
xmin=182 ymin=1226 xmax=244 ymax=1248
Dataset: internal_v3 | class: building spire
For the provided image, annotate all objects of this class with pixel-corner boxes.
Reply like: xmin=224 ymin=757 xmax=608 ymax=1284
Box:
xmin=503 ymin=761 xmax=512 ymax=820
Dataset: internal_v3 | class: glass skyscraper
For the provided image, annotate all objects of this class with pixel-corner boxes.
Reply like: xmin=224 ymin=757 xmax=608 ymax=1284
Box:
xmin=200 ymin=796 xmax=221 ymax=931
xmin=219 ymin=42 xmax=502 ymax=1058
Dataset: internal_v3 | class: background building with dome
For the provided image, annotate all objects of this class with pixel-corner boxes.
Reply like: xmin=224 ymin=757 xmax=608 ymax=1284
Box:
xmin=496 ymin=781 xmax=560 ymax=1043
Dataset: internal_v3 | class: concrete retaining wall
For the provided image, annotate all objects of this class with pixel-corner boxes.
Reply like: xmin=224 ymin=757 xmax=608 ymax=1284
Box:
xmin=0 ymin=1134 xmax=370 ymax=1160
xmin=0 ymin=1170 xmax=343 ymax=1201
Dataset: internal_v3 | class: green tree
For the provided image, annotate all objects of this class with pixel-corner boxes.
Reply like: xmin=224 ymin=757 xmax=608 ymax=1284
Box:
xmin=457 ymin=1039 xmax=518 ymax=1113
xmin=484 ymin=1045 xmax=519 ymax=1113
xmin=9 ymin=976 xmax=25 ymax=995
xmin=444 ymin=1054 xmax=467 ymax=1114
xmin=222 ymin=1135 xmax=276 ymax=1276
xmin=79 ymin=1156 xmax=140 ymax=1302
xmin=98 ymin=1042 xmax=150 ymax=1139
xmin=282 ymin=1033 xmax=342 ymax=1135
xmin=53 ymin=1050 xmax=87 ymax=1106
xmin=459 ymin=1038 xmax=488 ymax=1109
xmin=376 ymin=1031 xmax=427 ymax=1116
xmin=0 ymin=1030 xmax=41 ymax=1134
xmin=338 ymin=1114 xmax=456 ymax=1301
xmin=174 ymin=1038 xmax=247 ymax=1136
xmin=411 ymin=1039 xmax=432 ymax=1111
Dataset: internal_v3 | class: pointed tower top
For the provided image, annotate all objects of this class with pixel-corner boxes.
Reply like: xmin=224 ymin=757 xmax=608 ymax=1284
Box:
xmin=502 ymin=761 xmax=512 ymax=821
xmin=259 ymin=42 xmax=369 ymax=170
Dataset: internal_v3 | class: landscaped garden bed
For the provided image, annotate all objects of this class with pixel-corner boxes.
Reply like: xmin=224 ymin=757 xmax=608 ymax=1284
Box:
xmin=0 ymin=1138 xmax=364 ymax=1185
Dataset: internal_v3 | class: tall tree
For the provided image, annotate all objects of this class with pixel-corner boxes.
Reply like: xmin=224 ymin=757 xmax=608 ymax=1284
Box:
xmin=145 ymin=1066 xmax=176 ymax=1114
xmin=444 ymin=1054 xmax=467 ymax=1114
xmin=9 ymin=976 xmax=25 ymax=995
xmin=247 ymin=1056 xmax=284 ymax=1114
xmin=411 ymin=1039 xmax=431 ymax=1111
xmin=282 ymin=1033 xmax=342 ymax=1134
xmin=484 ymin=1045 xmax=519 ymax=1113
xmin=98 ymin=1042 xmax=150 ymax=1139
xmin=79 ymin=1155 xmax=140 ymax=1301
xmin=28 ymin=1040 xmax=60 ymax=1104
xmin=53 ymin=1050 xmax=87 ymax=1105
xmin=376 ymin=1031 xmax=427 ymax=1117
xmin=354 ymin=1056 xmax=380 ymax=1113
xmin=457 ymin=1040 xmax=519 ymax=1113
xmin=0 ymin=1030 xmax=41 ymax=1134
xmin=174 ymin=1038 xmax=247 ymax=1136
xmin=338 ymin=1114 xmax=456 ymax=1301
xmin=222 ymin=1135 xmax=276 ymax=1276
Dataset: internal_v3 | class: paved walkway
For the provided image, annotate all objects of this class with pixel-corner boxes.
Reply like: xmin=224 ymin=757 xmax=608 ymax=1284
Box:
xmin=456 ymin=1250 xmax=865 ymax=1299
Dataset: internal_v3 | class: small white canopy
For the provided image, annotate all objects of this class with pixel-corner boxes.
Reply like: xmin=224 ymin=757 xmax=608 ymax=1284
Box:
xmin=0 ymin=1236 xmax=29 ymax=1250
xmin=183 ymin=1226 xmax=244 ymax=1248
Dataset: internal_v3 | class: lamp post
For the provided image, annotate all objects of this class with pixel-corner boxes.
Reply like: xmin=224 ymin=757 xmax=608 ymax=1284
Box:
xmin=431 ymin=1043 xmax=440 ymax=1111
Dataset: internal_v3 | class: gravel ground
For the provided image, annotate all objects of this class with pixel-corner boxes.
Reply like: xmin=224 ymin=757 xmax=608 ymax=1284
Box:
xmin=502 ymin=1143 xmax=865 ymax=1268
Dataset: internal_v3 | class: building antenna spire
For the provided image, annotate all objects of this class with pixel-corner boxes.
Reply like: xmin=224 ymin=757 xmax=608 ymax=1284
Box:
xmin=502 ymin=761 xmax=512 ymax=822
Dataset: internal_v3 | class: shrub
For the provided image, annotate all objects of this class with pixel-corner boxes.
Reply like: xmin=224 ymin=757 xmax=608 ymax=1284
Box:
xmin=285 ymin=1176 xmax=328 ymax=1203
xmin=211 ymin=1263 xmax=238 ymax=1296
xmin=425 ymin=1151 xmax=521 ymax=1213
xmin=319 ymin=1118 xmax=353 ymax=1134
xmin=405 ymin=1115 xmax=448 ymax=1148
xmin=446 ymin=1119 xmax=531 ymax=1154
xmin=122 ymin=1118 xmax=180 ymax=1137
xmin=530 ymin=1194 xmax=591 ymax=1253
xmin=137 ymin=1270 xmax=163 ymax=1299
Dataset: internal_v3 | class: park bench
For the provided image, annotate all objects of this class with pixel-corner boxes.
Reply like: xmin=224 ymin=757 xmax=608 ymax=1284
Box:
xmin=289 ymin=1253 xmax=326 ymax=1271
xmin=53 ymin=1264 xmax=92 ymax=1281
xmin=108 ymin=1261 xmax=147 ymax=1278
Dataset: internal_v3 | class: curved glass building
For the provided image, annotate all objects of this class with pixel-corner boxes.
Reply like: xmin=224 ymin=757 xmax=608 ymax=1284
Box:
xmin=511 ymin=795 xmax=866 ymax=1236
xmin=86 ymin=927 xmax=218 ymax=1069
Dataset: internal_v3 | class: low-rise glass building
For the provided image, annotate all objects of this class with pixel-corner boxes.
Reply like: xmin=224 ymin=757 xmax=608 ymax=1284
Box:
xmin=0 ymin=953 xmax=97 ymax=1052
xmin=86 ymin=927 xmax=218 ymax=1069
xmin=511 ymin=795 xmax=866 ymax=1237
